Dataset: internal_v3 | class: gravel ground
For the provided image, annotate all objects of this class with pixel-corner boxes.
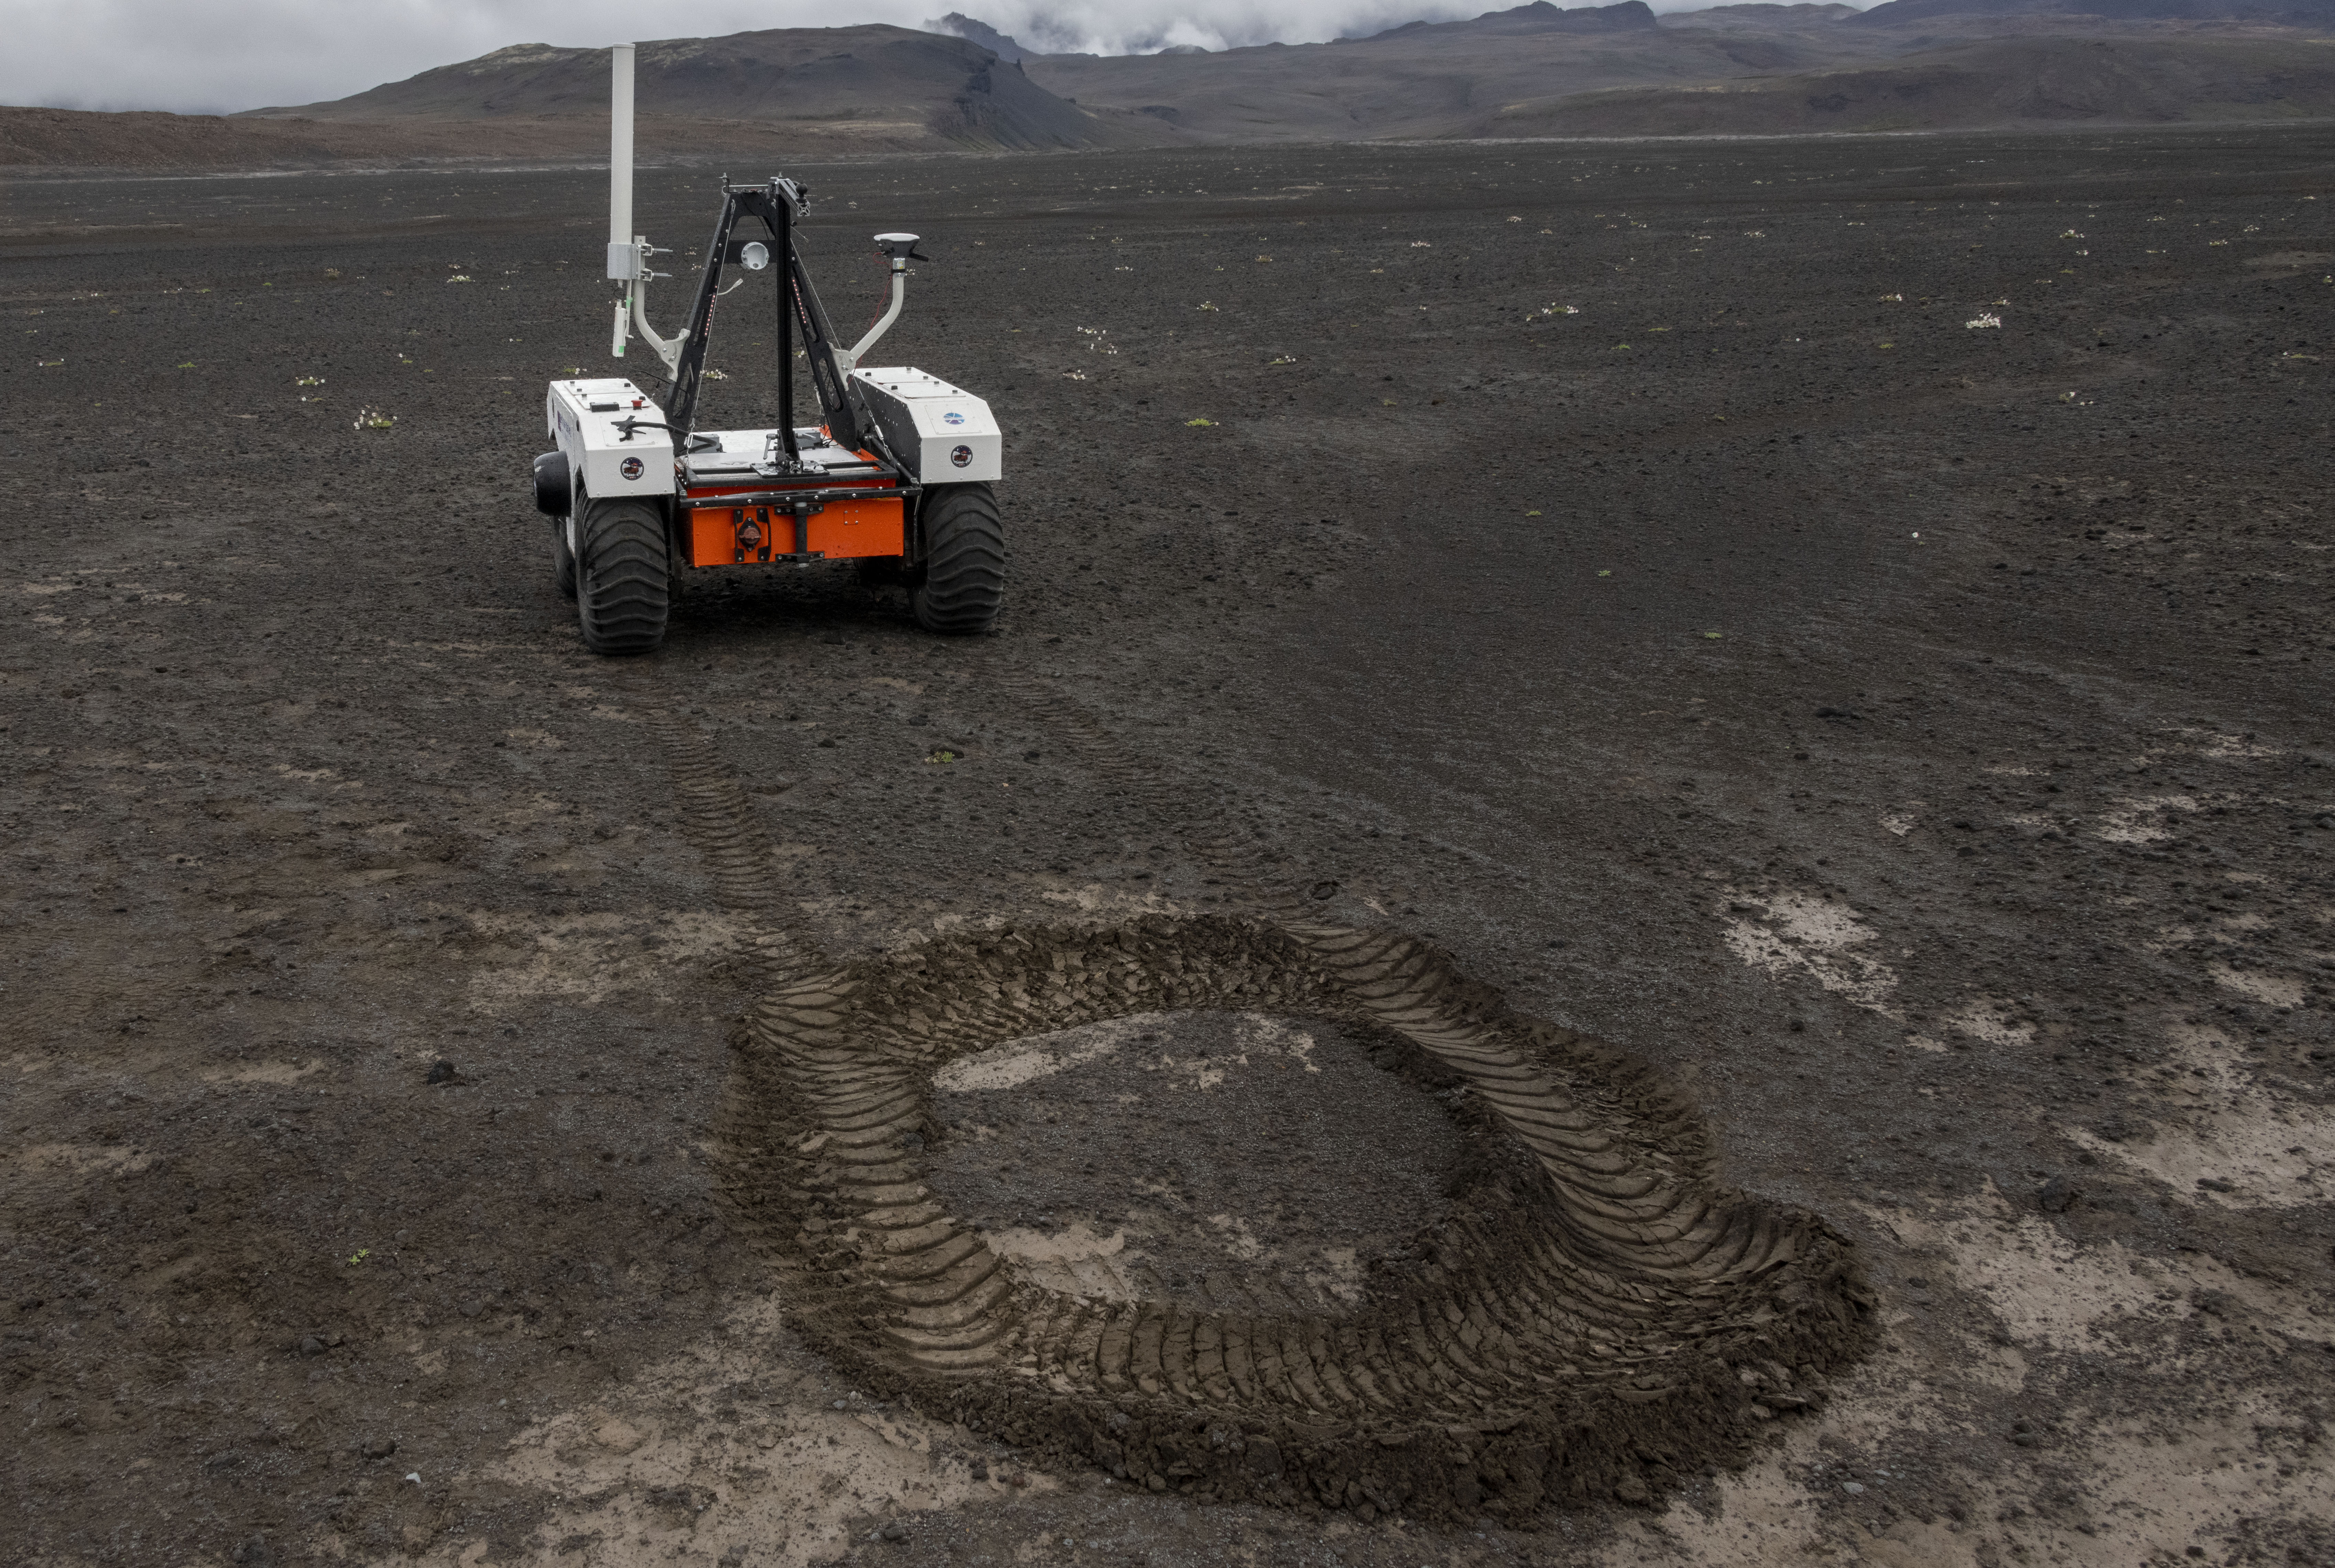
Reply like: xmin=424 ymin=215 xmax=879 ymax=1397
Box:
xmin=3 ymin=126 xmax=2333 ymax=1568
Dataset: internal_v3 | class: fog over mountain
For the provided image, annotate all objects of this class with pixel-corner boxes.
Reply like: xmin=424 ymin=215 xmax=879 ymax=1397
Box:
xmin=5 ymin=0 xmax=1739 ymax=115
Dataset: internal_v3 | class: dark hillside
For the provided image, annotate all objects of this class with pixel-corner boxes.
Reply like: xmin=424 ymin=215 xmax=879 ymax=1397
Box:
xmin=1481 ymin=32 xmax=2335 ymax=133
xmin=239 ymin=25 xmax=1125 ymax=152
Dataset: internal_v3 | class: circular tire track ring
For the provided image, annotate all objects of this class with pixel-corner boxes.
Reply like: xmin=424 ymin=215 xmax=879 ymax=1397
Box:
xmin=711 ymin=912 xmax=1875 ymax=1522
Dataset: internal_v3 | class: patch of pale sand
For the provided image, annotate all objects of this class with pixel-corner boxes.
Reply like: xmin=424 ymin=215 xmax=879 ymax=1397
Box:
xmin=1298 ymin=1243 xmax=1365 ymax=1306
xmin=2141 ymin=922 xmax=2197 ymax=953
xmin=933 ymin=1016 xmax=1144 ymax=1093
xmin=1878 ymin=1183 xmax=2326 ymax=1347
xmin=408 ymin=1298 xmax=1051 ymax=1568
xmin=200 ymin=1057 xmax=326 ymax=1085
xmin=1721 ymin=890 xmax=1899 ymax=1013
xmin=461 ymin=909 xmax=744 ymax=1013
xmin=2093 ymin=793 xmax=2199 ymax=844
xmin=1941 ymin=996 xmax=2033 ymax=1050
xmin=1600 ymin=1394 xmax=2329 ymax=1568
xmin=935 ymin=1011 xmax=1324 ymax=1097
xmin=1035 ymin=882 xmax=1189 ymax=918
xmin=2 ymin=1142 xmax=155 ymax=1181
xmin=1601 ymin=1195 xmax=2328 ymax=1568
xmin=1878 ymin=812 xmax=1917 ymax=836
xmin=2195 ymin=731 xmax=2283 ymax=760
xmin=2206 ymin=961 xmax=2305 ymax=1007
xmin=2061 ymin=1024 xmax=2335 ymax=1210
xmin=984 ymin=1220 xmax=1138 ymax=1301
xmin=1148 ymin=1013 xmax=1326 ymax=1092
xmin=1233 ymin=1012 xmax=1322 ymax=1072
xmin=1205 ymin=1212 xmax=1265 ymax=1261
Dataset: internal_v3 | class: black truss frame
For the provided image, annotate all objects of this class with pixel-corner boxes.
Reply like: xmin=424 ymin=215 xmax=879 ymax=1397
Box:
xmin=665 ymin=177 xmax=880 ymax=468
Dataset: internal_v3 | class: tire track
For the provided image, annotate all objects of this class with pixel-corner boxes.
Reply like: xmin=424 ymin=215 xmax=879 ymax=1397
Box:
xmin=672 ymin=685 xmax=1875 ymax=1523
xmin=1000 ymin=672 xmax=1312 ymax=918
xmin=648 ymin=711 xmax=826 ymax=993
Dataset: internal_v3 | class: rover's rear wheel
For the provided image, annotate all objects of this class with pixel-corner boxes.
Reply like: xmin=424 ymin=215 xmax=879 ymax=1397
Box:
xmin=552 ymin=513 xmax=577 ymax=601
xmin=575 ymin=498 xmax=669 ymax=655
xmin=910 ymin=483 xmax=1004 ymax=636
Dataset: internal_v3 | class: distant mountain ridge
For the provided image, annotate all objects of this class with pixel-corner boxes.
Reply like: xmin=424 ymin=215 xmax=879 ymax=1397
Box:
xmin=926 ymin=13 xmax=1033 ymax=63
xmin=13 ymin=2 xmax=2335 ymax=172
xmin=1853 ymin=0 xmax=2335 ymax=21
xmin=238 ymin=24 xmax=1115 ymax=152
xmin=1353 ymin=1 xmax=1663 ymax=41
xmin=1485 ymin=33 xmax=2335 ymax=132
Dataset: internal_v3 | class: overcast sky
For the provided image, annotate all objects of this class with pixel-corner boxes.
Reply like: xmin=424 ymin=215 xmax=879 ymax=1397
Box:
xmin=2 ymin=0 xmax=1787 ymax=116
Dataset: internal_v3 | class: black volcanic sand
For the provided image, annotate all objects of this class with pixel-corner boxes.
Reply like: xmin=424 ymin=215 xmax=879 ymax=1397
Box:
xmin=4 ymin=126 xmax=2334 ymax=1567
xmin=922 ymin=1009 xmax=1464 ymax=1314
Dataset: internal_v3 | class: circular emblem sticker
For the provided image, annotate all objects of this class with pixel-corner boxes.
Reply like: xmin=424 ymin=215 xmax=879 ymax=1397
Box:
xmin=942 ymin=410 xmax=966 ymax=426
xmin=950 ymin=445 xmax=973 ymax=468
xmin=619 ymin=456 xmax=644 ymax=480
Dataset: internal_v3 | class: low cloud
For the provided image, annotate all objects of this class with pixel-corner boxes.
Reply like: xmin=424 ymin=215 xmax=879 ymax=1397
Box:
xmin=7 ymin=0 xmax=1753 ymax=116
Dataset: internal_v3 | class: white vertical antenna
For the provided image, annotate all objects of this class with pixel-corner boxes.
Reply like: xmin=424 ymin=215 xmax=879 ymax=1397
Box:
xmin=607 ymin=43 xmax=636 ymax=282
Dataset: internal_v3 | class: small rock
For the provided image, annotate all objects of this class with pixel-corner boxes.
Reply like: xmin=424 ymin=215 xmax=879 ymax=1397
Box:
xmin=1613 ymin=1473 xmax=1651 ymax=1504
xmin=879 ymin=1520 xmax=910 ymax=1543
xmin=230 ymin=1536 xmax=270 ymax=1565
xmin=361 ymin=1437 xmax=397 ymax=1460
xmin=593 ymin=1419 xmax=644 ymax=1454
xmin=1843 ymin=1481 xmax=1865 ymax=1494
xmin=2037 ymin=1174 xmax=2077 ymax=1214
xmin=1146 ymin=1471 xmax=1168 ymax=1493
xmin=298 ymin=1334 xmax=326 ymax=1357
xmin=425 ymin=1060 xmax=457 ymax=1086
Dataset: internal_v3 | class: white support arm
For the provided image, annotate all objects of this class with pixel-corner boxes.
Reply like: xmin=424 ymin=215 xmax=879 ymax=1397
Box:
xmin=839 ymin=266 xmax=906 ymax=374
xmin=628 ymin=235 xmax=686 ymax=375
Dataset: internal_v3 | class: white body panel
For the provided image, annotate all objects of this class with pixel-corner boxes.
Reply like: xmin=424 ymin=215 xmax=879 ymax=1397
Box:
xmin=850 ymin=368 xmax=1002 ymax=483
xmin=546 ymin=378 xmax=675 ymax=501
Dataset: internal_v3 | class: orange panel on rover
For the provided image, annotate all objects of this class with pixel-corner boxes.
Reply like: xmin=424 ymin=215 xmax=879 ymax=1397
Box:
xmin=682 ymin=486 xmax=906 ymax=566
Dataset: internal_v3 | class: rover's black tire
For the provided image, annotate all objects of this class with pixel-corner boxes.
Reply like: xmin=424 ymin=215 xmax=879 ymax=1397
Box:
xmin=551 ymin=513 xmax=577 ymax=601
xmin=532 ymin=450 xmax=570 ymax=516
xmin=909 ymin=483 xmax=1004 ymax=635
xmin=575 ymin=498 xmax=669 ymax=655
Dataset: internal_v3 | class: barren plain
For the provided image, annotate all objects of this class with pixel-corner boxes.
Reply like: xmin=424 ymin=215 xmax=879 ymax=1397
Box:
xmin=4 ymin=127 xmax=2334 ymax=1568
